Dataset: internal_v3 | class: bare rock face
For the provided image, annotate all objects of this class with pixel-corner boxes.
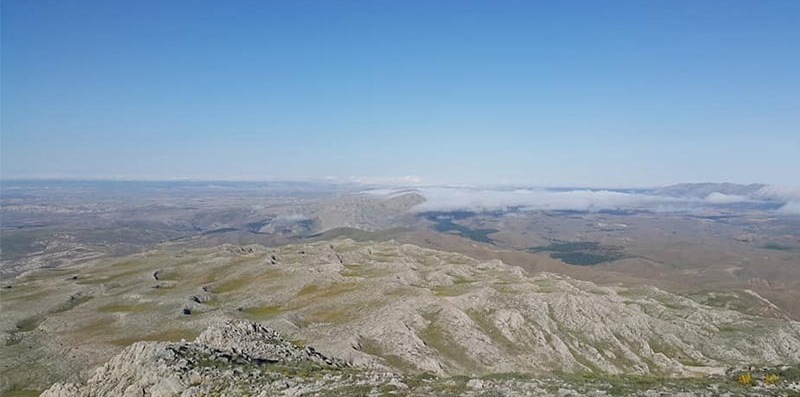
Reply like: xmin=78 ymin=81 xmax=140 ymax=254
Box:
xmin=42 ymin=341 xmax=186 ymax=397
xmin=41 ymin=320 xmax=351 ymax=397
xmin=39 ymin=320 xmax=800 ymax=397
xmin=195 ymin=319 xmax=346 ymax=367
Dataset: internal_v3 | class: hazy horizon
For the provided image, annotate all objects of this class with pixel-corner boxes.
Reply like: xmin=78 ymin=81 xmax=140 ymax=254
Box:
xmin=3 ymin=1 xmax=799 ymax=186
xmin=0 ymin=175 xmax=793 ymax=190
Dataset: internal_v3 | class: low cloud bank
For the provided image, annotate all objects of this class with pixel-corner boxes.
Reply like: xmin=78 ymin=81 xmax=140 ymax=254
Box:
xmin=703 ymin=192 xmax=751 ymax=204
xmin=753 ymin=185 xmax=800 ymax=202
xmin=274 ymin=214 xmax=311 ymax=223
xmin=409 ymin=188 xmax=681 ymax=212
xmin=778 ymin=201 xmax=800 ymax=214
xmin=752 ymin=186 xmax=800 ymax=214
xmin=365 ymin=184 xmax=800 ymax=215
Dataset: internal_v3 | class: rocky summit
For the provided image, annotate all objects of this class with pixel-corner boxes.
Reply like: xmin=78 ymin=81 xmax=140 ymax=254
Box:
xmin=40 ymin=320 xmax=800 ymax=397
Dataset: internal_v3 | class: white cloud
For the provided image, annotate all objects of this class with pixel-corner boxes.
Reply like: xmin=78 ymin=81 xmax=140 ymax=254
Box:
xmin=273 ymin=214 xmax=311 ymax=223
xmin=752 ymin=185 xmax=800 ymax=202
xmin=341 ymin=175 xmax=423 ymax=185
xmin=366 ymin=184 xmax=800 ymax=215
xmin=409 ymin=187 xmax=684 ymax=212
xmin=751 ymin=185 xmax=800 ymax=215
xmin=778 ymin=201 xmax=800 ymax=214
xmin=704 ymin=192 xmax=751 ymax=204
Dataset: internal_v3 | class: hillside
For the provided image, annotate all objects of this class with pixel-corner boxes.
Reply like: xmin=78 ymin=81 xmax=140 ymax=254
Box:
xmin=40 ymin=320 xmax=800 ymax=397
xmin=3 ymin=239 xmax=800 ymax=394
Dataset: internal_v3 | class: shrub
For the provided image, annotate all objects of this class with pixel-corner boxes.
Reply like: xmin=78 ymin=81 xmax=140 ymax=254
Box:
xmin=738 ymin=373 xmax=753 ymax=386
xmin=765 ymin=373 xmax=780 ymax=385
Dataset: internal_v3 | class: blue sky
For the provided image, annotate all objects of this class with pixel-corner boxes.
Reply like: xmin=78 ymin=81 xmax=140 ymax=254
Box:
xmin=2 ymin=0 xmax=799 ymax=186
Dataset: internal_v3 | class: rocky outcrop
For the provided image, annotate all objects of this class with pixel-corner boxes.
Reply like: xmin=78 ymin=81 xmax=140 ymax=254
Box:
xmin=194 ymin=320 xmax=346 ymax=367
xmin=41 ymin=320 xmax=355 ymax=397
xmin=41 ymin=320 xmax=800 ymax=397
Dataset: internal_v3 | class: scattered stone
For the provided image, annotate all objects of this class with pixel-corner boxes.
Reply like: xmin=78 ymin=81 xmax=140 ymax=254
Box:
xmin=228 ymin=246 xmax=256 ymax=254
xmin=191 ymin=293 xmax=213 ymax=304
xmin=467 ymin=378 xmax=483 ymax=389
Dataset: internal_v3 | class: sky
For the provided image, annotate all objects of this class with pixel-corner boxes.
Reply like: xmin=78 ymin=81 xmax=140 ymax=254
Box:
xmin=2 ymin=0 xmax=799 ymax=186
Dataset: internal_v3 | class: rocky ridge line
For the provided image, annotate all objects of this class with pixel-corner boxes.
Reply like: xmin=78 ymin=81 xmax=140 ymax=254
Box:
xmin=41 ymin=320 xmax=800 ymax=397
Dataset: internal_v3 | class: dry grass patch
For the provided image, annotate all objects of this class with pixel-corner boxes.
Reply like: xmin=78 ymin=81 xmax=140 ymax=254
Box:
xmin=305 ymin=307 xmax=352 ymax=323
xmin=240 ymin=305 xmax=285 ymax=319
xmin=212 ymin=269 xmax=283 ymax=294
xmin=419 ymin=316 xmax=480 ymax=373
xmin=97 ymin=302 xmax=151 ymax=313
xmin=5 ymin=388 xmax=43 ymax=397
xmin=295 ymin=282 xmax=359 ymax=300
xmin=340 ymin=263 xmax=391 ymax=278
xmin=432 ymin=278 xmax=474 ymax=297
xmin=212 ymin=277 xmax=254 ymax=294
xmin=112 ymin=328 xmax=199 ymax=346
xmin=359 ymin=338 xmax=417 ymax=372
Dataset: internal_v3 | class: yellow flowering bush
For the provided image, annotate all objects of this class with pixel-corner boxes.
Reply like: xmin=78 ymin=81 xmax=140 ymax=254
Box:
xmin=765 ymin=373 xmax=780 ymax=385
xmin=738 ymin=372 xmax=753 ymax=386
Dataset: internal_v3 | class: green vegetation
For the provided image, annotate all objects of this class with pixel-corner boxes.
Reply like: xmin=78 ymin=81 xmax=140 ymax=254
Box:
xmin=0 ymin=230 xmax=49 ymax=259
xmin=51 ymin=294 xmax=94 ymax=313
xmin=6 ymin=295 xmax=94 ymax=346
xmin=688 ymin=290 xmax=784 ymax=318
xmin=647 ymin=338 xmax=704 ymax=367
xmin=14 ymin=315 xmax=44 ymax=333
xmin=212 ymin=277 xmax=254 ymax=293
xmin=738 ymin=372 xmax=754 ymax=386
xmin=97 ymin=302 xmax=151 ymax=313
xmin=297 ymin=284 xmax=320 ymax=296
xmin=1 ymin=288 xmax=52 ymax=303
xmin=761 ymin=242 xmax=793 ymax=251
xmin=418 ymin=311 xmax=480 ymax=373
xmin=5 ymin=387 xmax=43 ymax=397
xmin=552 ymin=252 xmax=617 ymax=266
xmin=558 ymin=371 xmax=714 ymax=396
xmin=432 ymin=278 xmax=473 ymax=296
xmin=765 ymin=373 xmax=780 ymax=385
xmin=322 ymin=227 xmax=410 ymax=242
xmin=466 ymin=310 xmax=515 ymax=350
xmin=239 ymin=305 xmax=285 ymax=319
xmin=371 ymin=251 xmax=399 ymax=263
xmin=729 ymin=365 xmax=800 ymax=388
xmin=531 ymin=241 xmax=602 ymax=252
xmin=75 ymin=267 xmax=144 ymax=285
xmin=155 ymin=271 xmax=180 ymax=281
xmin=359 ymin=338 xmax=417 ymax=372
xmin=341 ymin=263 xmax=391 ymax=277
xmin=74 ymin=317 xmax=118 ymax=337
xmin=305 ymin=306 xmax=354 ymax=323
xmin=430 ymin=219 xmax=497 ymax=244
xmin=529 ymin=241 xmax=624 ymax=266
xmin=294 ymin=282 xmax=358 ymax=301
